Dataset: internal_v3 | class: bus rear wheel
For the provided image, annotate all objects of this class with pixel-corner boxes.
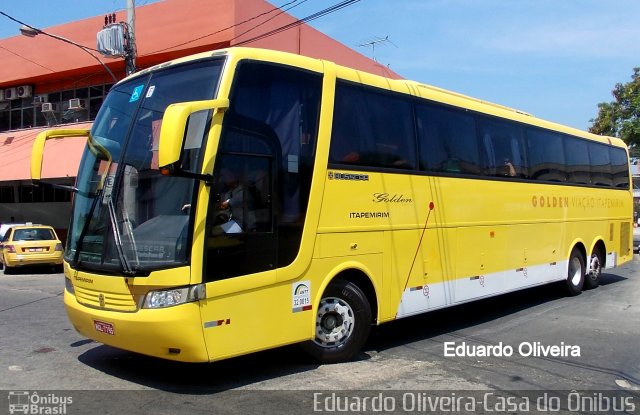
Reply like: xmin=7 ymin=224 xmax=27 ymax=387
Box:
xmin=301 ymin=280 xmax=371 ymax=364
xmin=584 ymin=248 xmax=604 ymax=289
xmin=565 ymin=247 xmax=585 ymax=296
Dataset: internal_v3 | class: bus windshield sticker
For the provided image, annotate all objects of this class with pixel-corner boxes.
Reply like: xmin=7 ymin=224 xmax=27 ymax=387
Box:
xmin=129 ymin=85 xmax=144 ymax=103
xmin=102 ymin=174 xmax=115 ymax=205
xmin=292 ymin=281 xmax=311 ymax=312
xmin=146 ymin=85 xmax=156 ymax=98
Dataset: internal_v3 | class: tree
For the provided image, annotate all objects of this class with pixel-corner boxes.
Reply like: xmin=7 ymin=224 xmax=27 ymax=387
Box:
xmin=589 ymin=67 xmax=640 ymax=154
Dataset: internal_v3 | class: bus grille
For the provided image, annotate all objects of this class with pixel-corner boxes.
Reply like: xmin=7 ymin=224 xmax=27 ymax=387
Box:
xmin=74 ymin=286 xmax=138 ymax=312
xmin=620 ymin=222 xmax=630 ymax=255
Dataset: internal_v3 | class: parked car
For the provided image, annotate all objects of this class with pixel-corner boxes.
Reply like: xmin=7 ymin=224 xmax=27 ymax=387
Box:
xmin=634 ymin=225 xmax=640 ymax=254
xmin=0 ymin=223 xmax=26 ymax=270
xmin=0 ymin=225 xmax=63 ymax=273
xmin=0 ymin=223 xmax=25 ymax=241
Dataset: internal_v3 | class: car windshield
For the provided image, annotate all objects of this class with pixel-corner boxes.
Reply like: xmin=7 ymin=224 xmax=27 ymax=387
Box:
xmin=66 ymin=58 xmax=224 ymax=275
xmin=13 ymin=229 xmax=55 ymax=241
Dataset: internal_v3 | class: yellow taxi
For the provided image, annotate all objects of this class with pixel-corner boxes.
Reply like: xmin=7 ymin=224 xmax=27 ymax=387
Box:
xmin=0 ymin=224 xmax=64 ymax=274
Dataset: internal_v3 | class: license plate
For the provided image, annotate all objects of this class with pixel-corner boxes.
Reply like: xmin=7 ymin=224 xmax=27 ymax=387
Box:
xmin=28 ymin=248 xmax=44 ymax=252
xmin=93 ymin=320 xmax=115 ymax=335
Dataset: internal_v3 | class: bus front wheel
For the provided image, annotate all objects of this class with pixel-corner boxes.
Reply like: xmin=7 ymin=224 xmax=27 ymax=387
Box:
xmin=565 ymin=247 xmax=585 ymax=296
xmin=301 ymin=279 xmax=371 ymax=364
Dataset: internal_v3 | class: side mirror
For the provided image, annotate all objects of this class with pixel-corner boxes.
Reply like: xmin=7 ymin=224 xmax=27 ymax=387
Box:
xmin=31 ymin=129 xmax=90 ymax=185
xmin=158 ymin=98 xmax=229 ymax=171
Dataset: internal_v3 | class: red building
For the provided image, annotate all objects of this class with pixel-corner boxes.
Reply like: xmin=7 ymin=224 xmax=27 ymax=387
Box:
xmin=0 ymin=0 xmax=400 ymax=237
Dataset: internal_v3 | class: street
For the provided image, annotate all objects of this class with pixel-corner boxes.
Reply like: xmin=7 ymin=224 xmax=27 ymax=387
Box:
xmin=1 ymin=259 xmax=639 ymax=414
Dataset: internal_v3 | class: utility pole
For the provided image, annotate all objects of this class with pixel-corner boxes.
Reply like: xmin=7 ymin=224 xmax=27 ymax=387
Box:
xmin=125 ymin=0 xmax=137 ymax=75
xmin=97 ymin=0 xmax=137 ymax=76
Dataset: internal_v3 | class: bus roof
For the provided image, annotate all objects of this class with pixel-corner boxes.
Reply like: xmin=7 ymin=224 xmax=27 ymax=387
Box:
xmin=125 ymin=47 xmax=626 ymax=150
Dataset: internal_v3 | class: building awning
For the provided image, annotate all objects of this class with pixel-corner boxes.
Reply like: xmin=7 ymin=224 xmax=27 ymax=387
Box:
xmin=0 ymin=122 xmax=91 ymax=182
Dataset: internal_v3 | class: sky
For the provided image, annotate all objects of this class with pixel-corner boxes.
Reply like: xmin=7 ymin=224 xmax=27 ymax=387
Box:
xmin=0 ymin=0 xmax=638 ymax=131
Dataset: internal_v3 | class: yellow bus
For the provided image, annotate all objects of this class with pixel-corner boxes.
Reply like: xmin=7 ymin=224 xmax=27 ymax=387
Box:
xmin=31 ymin=47 xmax=633 ymax=363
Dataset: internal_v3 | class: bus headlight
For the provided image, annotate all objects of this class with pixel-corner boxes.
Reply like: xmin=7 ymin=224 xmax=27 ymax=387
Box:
xmin=143 ymin=284 xmax=206 ymax=309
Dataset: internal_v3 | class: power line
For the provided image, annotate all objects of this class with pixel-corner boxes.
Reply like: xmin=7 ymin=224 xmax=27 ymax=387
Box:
xmin=140 ymin=0 xmax=307 ymax=56
xmin=0 ymin=11 xmax=101 ymax=53
xmin=229 ymin=0 xmax=310 ymax=43
xmin=0 ymin=44 xmax=115 ymax=87
xmin=141 ymin=0 xmax=362 ymax=56
xmin=0 ymin=45 xmax=56 ymax=73
xmin=0 ymin=121 xmax=90 ymax=161
xmin=0 ymin=130 xmax=47 ymax=167
xmin=0 ymin=10 xmax=118 ymax=82
xmin=2 ymin=0 xmax=363 ymax=79
xmin=0 ymin=129 xmax=46 ymax=154
xmin=235 ymin=0 xmax=362 ymax=46
xmin=0 ymin=0 xmax=370 ymax=160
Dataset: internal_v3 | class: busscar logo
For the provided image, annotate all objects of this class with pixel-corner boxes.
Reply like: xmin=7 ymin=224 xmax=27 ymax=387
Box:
xmin=328 ymin=171 xmax=369 ymax=181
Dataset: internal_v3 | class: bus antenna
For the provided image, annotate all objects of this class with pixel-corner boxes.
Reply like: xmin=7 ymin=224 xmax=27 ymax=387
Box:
xmin=358 ymin=35 xmax=397 ymax=62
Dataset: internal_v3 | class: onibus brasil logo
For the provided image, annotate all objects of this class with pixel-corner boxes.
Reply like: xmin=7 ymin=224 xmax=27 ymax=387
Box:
xmin=8 ymin=391 xmax=72 ymax=414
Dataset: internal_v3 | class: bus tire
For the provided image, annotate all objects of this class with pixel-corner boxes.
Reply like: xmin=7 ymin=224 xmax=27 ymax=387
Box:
xmin=565 ymin=247 xmax=585 ymax=296
xmin=584 ymin=248 xmax=604 ymax=289
xmin=301 ymin=279 xmax=371 ymax=364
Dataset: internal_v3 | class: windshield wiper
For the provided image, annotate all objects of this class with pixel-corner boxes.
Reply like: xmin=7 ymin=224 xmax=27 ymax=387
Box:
xmin=72 ymin=178 xmax=140 ymax=275
xmin=72 ymin=188 xmax=103 ymax=267
xmin=72 ymin=134 xmax=115 ymax=267
xmin=106 ymin=198 xmax=136 ymax=275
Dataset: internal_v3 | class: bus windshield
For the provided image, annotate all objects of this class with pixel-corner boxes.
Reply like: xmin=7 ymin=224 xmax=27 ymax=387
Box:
xmin=66 ymin=58 xmax=224 ymax=274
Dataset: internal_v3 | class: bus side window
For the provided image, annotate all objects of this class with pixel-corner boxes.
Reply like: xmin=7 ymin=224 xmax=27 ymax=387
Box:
xmin=478 ymin=118 xmax=526 ymax=178
xmin=526 ymin=128 xmax=567 ymax=182
xmin=610 ymin=147 xmax=630 ymax=188
xmin=417 ymin=104 xmax=481 ymax=175
xmin=589 ymin=142 xmax=613 ymax=187
xmin=329 ymin=89 xmax=362 ymax=164
xmin=329 ymin=81 xmax=416 ymax=170
xmin=564 ymin=136 xmax=591 ymax=185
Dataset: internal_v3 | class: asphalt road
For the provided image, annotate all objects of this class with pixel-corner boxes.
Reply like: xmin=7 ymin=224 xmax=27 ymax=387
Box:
xmin=1 ymin=259 xmax=639 ymax=414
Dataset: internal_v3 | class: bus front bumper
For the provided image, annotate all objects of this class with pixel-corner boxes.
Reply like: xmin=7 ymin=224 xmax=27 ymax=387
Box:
xmin=64 ymin=290 xmax=209 ymax=362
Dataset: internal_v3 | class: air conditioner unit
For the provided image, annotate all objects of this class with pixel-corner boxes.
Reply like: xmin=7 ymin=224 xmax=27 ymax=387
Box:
xmin=68 ymin=98 xmax=86 ymax=110
xmin=33 ymin=95 xmax=48 ymax=105
xmin=41 ymin=103 xmax=58 ymax=112
xmin=4 ymin=88 xmax=17 ymax=100
xmin=17 ymin=85 xmax=32 ymax=98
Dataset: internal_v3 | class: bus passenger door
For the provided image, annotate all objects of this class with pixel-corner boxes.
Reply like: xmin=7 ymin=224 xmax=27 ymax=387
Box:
xmin=199 ymin=125 xmax=283 ymax=360
xmin=198 ymin=60 xmax=323 ymax=360
xmin=204 ymin=150 xmax=278 ymax=282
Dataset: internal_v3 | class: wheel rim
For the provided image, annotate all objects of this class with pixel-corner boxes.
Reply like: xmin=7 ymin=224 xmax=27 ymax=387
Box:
xmin=569 ymin=256 xmax=582 ymax=286
xmin=589 ymin=254 xmax=601 ymax=281
xmin=313 ymin=297 xmax=355 ymax=348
